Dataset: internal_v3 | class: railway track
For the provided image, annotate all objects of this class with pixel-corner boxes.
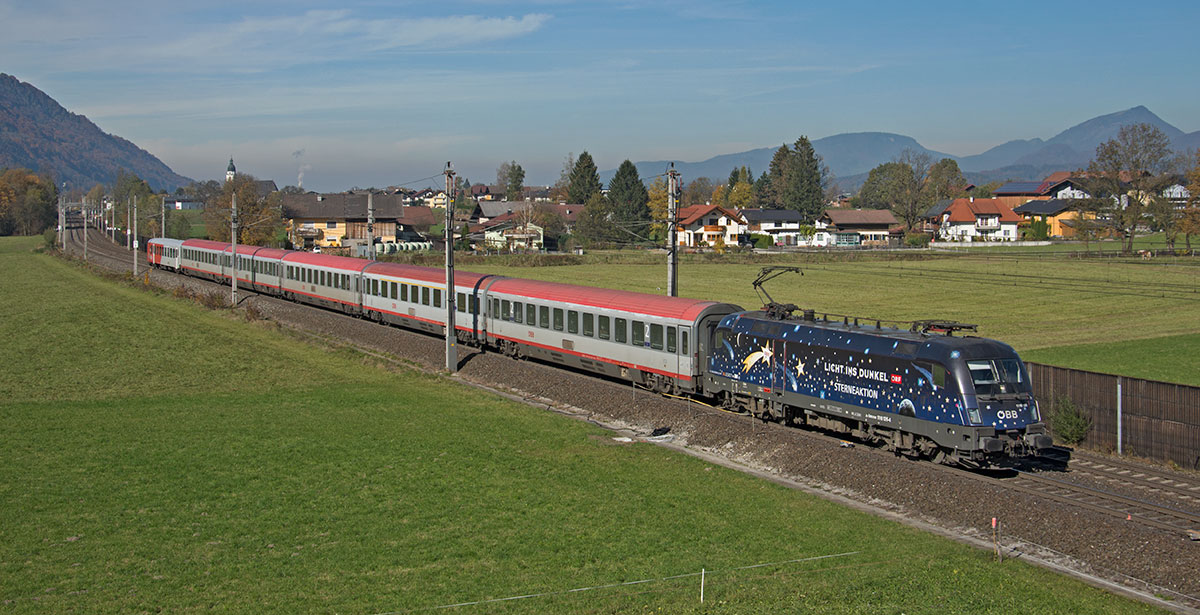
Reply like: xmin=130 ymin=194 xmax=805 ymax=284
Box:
xmin=1004 ymin=469 xmax=1200 ymax=536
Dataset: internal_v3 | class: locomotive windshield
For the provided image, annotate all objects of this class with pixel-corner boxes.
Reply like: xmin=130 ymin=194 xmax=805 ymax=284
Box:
xmin=967 ymin=359 xmax=1030 ymax=396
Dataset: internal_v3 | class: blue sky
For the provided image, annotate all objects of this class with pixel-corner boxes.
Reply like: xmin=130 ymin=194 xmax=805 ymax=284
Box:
xmin=3 ymin=0 xmax=1197 ymax=192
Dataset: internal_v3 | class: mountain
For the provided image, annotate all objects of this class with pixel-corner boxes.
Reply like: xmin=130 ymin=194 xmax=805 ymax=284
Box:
xmin=609 ymin=106 xmax=1198 ymax=193
xmin=609 ymin=132 xmax=954 ymax=187
xmin=0 ymin=73 xmax=191 ymax=192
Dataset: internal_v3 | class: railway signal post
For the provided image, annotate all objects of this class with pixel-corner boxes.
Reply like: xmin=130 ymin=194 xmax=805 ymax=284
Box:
xmin=133 ymin=196 xmax=138 ymax=277
xmin=444 ymin=162 xmax=457 ymax=373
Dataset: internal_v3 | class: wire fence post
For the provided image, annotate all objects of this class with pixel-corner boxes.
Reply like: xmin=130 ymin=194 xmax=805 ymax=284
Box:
xmin=700 ymin=568 xmax=705 ymax=603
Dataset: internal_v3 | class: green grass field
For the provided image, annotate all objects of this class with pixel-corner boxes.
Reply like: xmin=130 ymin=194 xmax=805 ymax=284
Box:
xmin=0 ymin=237 xmax=1166 ymax=613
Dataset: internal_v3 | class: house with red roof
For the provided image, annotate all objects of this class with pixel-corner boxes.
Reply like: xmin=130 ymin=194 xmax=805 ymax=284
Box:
xmin=992 ymin=174 xmax=1092 ymax=210
xmin=675 ymin=203 xmax=746 ymax=247
xmin=938 ymin=198 xmax=1021 ymax=242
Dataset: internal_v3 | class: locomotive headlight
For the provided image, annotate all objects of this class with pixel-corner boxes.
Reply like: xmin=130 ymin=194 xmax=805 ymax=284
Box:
xmin=968 ymin=408 xmax=981 ymax=425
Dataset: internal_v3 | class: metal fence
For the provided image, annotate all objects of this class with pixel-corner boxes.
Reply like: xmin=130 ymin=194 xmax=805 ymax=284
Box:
xmin=1028 ymin=362 xmax=1200 ymax=470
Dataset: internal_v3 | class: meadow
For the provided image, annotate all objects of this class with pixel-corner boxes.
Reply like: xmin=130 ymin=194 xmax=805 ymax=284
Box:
xmin=0 ymin=236 xmax=1166 ymax=613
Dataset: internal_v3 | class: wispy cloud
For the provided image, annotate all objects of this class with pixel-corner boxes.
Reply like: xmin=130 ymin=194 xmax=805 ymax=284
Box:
xmin=1 ymin=8 xmax=551 ymax=74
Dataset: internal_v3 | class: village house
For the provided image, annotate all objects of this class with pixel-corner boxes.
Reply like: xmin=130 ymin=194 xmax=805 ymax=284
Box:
xmin=675 ymin=203 xmax=746 ymax=247
xmin=1011 ymin=199 xmax=1096 ymax=238
xmin=991 ymin=172 xmax=1091 ymax=210
xmin=738 ymin=208 xmax=809 ymax=246
xmin=938 ymin=198 xmax=1021 ymax=242
xmin=279 ymin=192 xmax=435 ymax=250
xmin=812 ymin=209 xmax=899 ymax=247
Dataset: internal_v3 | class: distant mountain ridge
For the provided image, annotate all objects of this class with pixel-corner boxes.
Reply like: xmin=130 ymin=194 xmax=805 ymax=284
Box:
xmin=0 ymin=73 xmax=191 ymax=192
xmin=609 ymin=105 xmax=1199 ymax=192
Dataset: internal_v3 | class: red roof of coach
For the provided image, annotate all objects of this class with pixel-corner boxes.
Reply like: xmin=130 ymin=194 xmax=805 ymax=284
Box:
xmin=486 ymin=278 xmax=728 ymax=321
xmin=281 ymin=251 xmax=373 ymax=271
xmin=363 ymin=262 xmax=495 ymax=287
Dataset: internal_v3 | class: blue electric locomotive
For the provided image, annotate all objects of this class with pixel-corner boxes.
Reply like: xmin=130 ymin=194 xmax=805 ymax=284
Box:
xmin=704 ymin=308 xmax=1052 ymax=467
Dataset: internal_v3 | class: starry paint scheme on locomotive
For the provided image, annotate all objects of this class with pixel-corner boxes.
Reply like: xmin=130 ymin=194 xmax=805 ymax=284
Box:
xmin=707 ymin=313 xmax=1042 ymax=433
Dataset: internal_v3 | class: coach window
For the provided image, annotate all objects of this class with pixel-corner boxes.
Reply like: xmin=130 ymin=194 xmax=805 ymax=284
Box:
xmin=421 ymin=287 xmax=430 ymax=306
xmin=371 ymin=279 xmax=378 ymax=296
xmin=400 ymin=283 xmax=408 ymax=302
xmin=539 ymin=305 xmax=550 ymax=329
xmin=598 ymin=315 xmax=610 ymax=340
xmin=390 ymin=281 xmax=397 ymax=299
xmin=512 ymin=301 xmax=523 ymax=323
xmin=615 ymin=318 xmax=627 ymax=344
xmin=457 ymin=292 xmax=467 ymax=313
xmin=650 ymin=324 xmax=664 ymax=350
xmin=553 ymin=308 xmax=564 ymax=332
xmin=526 ymin=303 xmax=536 ymax=325
xmin=680 ymin=329 xmax=689 ymax=355
xmin=583 ymin=313 xmax=594 ymax=337
xmin=502 ymin=300 xmax=511 ymax=320
xmin=492 ymin=298 xmax=500 ymax=317
xmin=632 ymin=321 xmax=646 ymax=346
xmin=666 ymin=326 xmax=677 ymax=353
xmin=434 ymin=289 xmax=442 ymax=308
xmin=567 ymin=310 xmax=578 ymax=334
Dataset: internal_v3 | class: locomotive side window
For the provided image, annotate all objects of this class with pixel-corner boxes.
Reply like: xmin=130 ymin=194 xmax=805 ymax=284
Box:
xmin=666 ymin=326 xmax=677 ymax=353
xmin=513 ymin=301 xmax=523 ymax=323
xmin=582 ymin=313 xmax=594 ymax=337
xmin=539 ymin=306 xmax=550 ymax=329
xmin=615 ymin=318 xmax=628 ymax=344
xmin=598 ymin=315 xmax=610 ymax=340
xmin=553 ymin=308 xmax=564 ymax=331
xmin=632 ymin=321 xmax=645 ymax=346
xmin=567 ymin=310 xmax=578 ymax=334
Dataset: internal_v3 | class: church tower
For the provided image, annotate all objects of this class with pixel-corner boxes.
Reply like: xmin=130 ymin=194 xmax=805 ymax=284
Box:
xmin=226 ymin=158 xmax=236 ymax=183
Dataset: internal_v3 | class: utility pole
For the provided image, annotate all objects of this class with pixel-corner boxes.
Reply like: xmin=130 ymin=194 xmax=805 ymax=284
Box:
xmin=83 ymin=198 xmax=88 ymax=262
xmin=161 ymin=194 xmax=166 ymax=240
xmin=126 ymin=198 xmax=132 ymax=250
xmin=133 ymin=196 xmax=139 ymax=276
xmin=367 ymin=192 xmax=375 ymax=261
xmin=444 ymin=162 xmax=457 ymax=373
xmin=667 ymin=163 xmax=680 ymax=297
xmin=231 ymin=192 xmax=238 ymax=307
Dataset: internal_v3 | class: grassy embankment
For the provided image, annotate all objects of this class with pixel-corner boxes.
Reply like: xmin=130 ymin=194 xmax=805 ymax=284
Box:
xmin=0 ymin=236 xmax=1167 ymax=613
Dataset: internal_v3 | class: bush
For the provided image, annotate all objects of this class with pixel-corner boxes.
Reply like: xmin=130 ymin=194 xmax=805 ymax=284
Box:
xmin=904 ymin=233 xmax=931 ymax=248
xmin=1049 ymin=395 xmax=1092 ymax=445
xmin=43 ymin=227 xmax=58 ymax=250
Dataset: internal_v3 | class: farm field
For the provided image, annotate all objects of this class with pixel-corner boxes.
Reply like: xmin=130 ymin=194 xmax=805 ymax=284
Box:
xmin=464 ymin=252 xmax=1200 ymax=385
xmin=0 ymin=236 xmax=1166 ymax=613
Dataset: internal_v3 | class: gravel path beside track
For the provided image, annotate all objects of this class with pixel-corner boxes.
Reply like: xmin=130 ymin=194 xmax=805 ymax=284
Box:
xmin=64 ymin=230 xmax=1200 ymax=611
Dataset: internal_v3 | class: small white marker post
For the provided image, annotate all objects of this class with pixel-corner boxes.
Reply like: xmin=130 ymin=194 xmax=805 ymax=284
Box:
xmin=700 ymin=568 xmax=705 ymax=603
